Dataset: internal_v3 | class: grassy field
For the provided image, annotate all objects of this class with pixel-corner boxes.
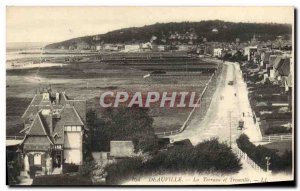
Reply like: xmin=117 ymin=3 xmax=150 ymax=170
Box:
xmin=262 ymin=141 xmax=292 ymax=156
xmin=6 ymin=52 xmax=219 ymax=135
xmin=6 ymin=97 xmax=31 ymax=136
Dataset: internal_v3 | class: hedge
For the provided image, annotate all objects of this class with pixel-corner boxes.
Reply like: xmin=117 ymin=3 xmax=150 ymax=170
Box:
xmin=236 ymin=134 xmax=292 ymax=173
xmin=265 ymin=126 xmax=292 ymax=135
xmin=32 ymin=174 xmax=92 ymax=185
xmin=105 ymin=139 xmax=242 ymax=184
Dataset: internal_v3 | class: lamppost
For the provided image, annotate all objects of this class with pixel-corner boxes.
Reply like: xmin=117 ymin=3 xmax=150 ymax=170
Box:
xmin=265 ymin=156 xmax=271 ymax=173
xmin=228 ymin=110 xmax=232 ymax=148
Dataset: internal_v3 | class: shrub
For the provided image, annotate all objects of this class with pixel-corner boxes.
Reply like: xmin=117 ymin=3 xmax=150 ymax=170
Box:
xmin=32 ymin=174 xmax=92 ymax=185
xmin=79 ymin=160 xmax=96 ymax=177
xmin=265 ymin=126 xmax=292 ymax=135
xmin=91 ymin=164 xmax=106 ymax=178
xmin=87 ymin=107 xmax=159 ymax=154
xmin=193 ymin=139 xmax=242 ymax=173
xmin=278 ymin=107 xmax=289 ymax=113
xmin=62 ymin=163 xmax=79 ymax=174
xmin=105 ymin=158 xmax=143 ymax=185
xmin=7 ymin=160 xmax=21 ymax=185
xmin=236 ymin=134 xmax=292 ymax=172
xmin=105 ymin=139 xmax=242 ymax=184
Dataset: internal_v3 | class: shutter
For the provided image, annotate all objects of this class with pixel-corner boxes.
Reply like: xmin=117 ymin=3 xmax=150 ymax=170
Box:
xmin=41 ymin=154 xmax=46 ymax=167
xmin=28 ymin=154 xmax=34 ymax=166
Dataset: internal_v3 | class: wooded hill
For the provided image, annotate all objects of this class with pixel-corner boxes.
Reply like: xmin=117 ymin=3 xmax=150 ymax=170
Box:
xmin=45 ymin=20 xmax=292 ymax=49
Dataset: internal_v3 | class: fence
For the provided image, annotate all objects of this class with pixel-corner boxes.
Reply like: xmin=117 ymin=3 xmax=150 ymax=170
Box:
xmin=6 ymin=136 xmax=24 ymax=140
xmin=232 ymin=146 xmax=265 ymax=173
xmin=179 ymin=77 xmax=212 ymax=131
xmin=261 ymin=134 xmax=292 ymax=142
xmin=156 ymin=129 xmax=182 ymax=137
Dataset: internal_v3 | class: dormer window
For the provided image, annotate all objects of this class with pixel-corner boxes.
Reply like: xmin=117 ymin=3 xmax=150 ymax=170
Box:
xmin=53 ymin=133 xmax=59 ymax=141
xmin=29 ymin=114 xmax=35 ymax=122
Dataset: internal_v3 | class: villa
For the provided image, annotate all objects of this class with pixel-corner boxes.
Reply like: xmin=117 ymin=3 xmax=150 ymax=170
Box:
xmin=19 ymin=88 xmax=86 ymax=177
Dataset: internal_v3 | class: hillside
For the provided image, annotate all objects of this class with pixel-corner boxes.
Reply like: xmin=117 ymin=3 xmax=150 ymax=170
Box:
xmin=45 ymin=20 xmax=292 ymax=49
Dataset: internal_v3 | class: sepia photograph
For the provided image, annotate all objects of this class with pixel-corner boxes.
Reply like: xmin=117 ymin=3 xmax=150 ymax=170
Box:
xmin=5 ymin=6 xmax=295 ymax=186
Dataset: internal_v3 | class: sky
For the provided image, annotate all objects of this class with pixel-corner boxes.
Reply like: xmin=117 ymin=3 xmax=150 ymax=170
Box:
xmin=6 ymin=6 xmax=294 ymax=43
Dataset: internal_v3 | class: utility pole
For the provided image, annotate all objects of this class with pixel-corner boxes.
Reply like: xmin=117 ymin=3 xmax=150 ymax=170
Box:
xmin=228 ymin=110 xmax=232 ymax=148
xmin=265 ymin=156 xmax=271 ymax=173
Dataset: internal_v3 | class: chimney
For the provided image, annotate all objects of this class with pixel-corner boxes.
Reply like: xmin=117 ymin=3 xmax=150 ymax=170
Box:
xmin=56 ymin=92 xmax=60 ymax=104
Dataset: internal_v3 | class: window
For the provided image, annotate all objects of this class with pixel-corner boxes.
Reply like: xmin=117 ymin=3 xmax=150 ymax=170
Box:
xmin=34 ymin=154 xmax=41 ymax=165
xmin=64 ymin=126 xmax=82 ymax=132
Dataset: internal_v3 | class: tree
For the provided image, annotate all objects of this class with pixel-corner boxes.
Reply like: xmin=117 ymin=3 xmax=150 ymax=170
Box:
xmin=86 ymin=106 xmax=159 ymax=154
xmin=105 ymin=139 xmax=242 ymax=184
xmin=45 ymin=21 xmax=292 ymax=49
xmin=7 ymin=160 xmax=21 ymax=185
xmin=236 ymin=134 xmax=293 ymax=172
xmin=86 ymin=110 xmax=109 ymax=152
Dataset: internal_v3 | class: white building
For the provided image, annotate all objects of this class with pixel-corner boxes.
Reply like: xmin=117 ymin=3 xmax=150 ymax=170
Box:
xmin=213 ymin=48 xmax=223 ymax=57
xmin=96 ymin=45 xmax=102 ymax=51
xmin=244 ymin=46 xmax=258 ymax=61
xmin=124 ymin=44 xmax=140 ymax=52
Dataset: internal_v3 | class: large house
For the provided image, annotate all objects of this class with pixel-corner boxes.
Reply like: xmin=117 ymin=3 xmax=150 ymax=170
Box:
xmin=19 ymin=88 xmax=86 ymax=177
xmin=213 ymin=48 xmax=223 ymax=58
xmin=124 ymin=44 xmax=141 ymax=52
xmin=244 ymin=46 xmax=258 ymax=61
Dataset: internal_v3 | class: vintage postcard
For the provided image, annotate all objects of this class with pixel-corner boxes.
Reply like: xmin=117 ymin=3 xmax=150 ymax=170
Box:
xmin=6 ymin=6 xmax=295 ymax=186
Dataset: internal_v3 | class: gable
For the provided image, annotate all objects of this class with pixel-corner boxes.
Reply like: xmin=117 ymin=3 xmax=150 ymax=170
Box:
xmin=27 ymin=113 xmax=48 ymax=136
xmin=21 ymin=94 xmax=42 ymax=121
xmin=23 ymin=136 xmax=52 ymax=151
xmin=278 ymin=58 xmax=290 ymax=76
xmin=273 ymin=57 xmax=283 ymax=70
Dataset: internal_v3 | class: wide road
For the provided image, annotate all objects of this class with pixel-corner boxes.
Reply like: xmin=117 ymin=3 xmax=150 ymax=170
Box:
xmin=125 ymin=61 xmax=292 ymax=185
xmin=166 ymin=62 xmax=294 ymax=182
xmin=168 ymin=61 xmax=257 ymax=145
